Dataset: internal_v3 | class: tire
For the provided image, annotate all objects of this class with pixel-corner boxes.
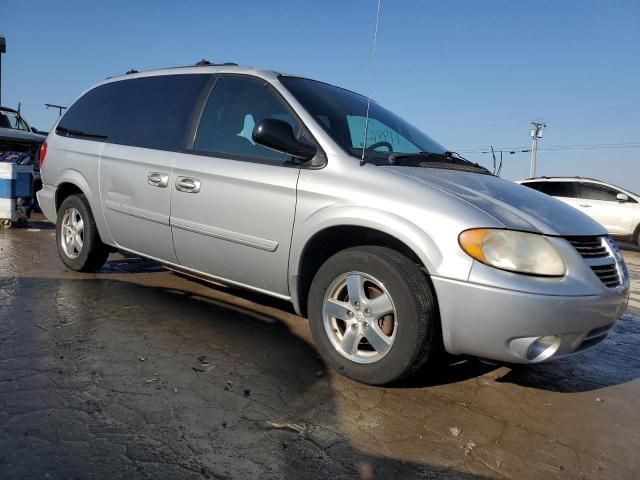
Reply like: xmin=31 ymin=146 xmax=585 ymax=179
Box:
xmin=56 ymin=194 xmax=110 ymax=272
xmin=308 ymin=246 xmax=439 ymax=385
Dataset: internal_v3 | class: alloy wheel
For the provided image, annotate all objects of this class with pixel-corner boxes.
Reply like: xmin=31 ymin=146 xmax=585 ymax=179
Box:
xmin=60 ymin=207 xmax=84 ymax=259
xmin=322 ymin=271 xmax=397 ymax=364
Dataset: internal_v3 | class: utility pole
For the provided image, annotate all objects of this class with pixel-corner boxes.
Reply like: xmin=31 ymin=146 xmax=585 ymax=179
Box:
xmin=45 ymin=103 xmax=67 ymax=117
xmin=529 ymin=120 xmax=545 ymax=178
xmin=0 ymin=37 xmax=6 ymax=106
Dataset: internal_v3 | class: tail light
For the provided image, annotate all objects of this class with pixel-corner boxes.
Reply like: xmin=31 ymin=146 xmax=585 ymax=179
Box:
xmin=39 ymin=142 xmax=48 ymax=168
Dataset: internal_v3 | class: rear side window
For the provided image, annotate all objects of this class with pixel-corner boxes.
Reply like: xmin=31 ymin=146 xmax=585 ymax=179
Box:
xmin=577 ymin=183 xmax=621 ymax=202
xmin=57 ymin=74 xmax=210 ymax=151
xmin=192 ymin=76 xmax=301 ymax=164
xmin=522 ymin=181 xmax=576 ymax=198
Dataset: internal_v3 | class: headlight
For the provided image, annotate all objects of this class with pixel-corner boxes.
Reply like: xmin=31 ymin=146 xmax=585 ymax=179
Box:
xmin=459 ymin=229 xmax=566 ymax=277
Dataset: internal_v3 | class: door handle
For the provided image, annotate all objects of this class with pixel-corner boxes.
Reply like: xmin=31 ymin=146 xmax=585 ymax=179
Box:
xmin=147 ymin=172 xmax=169 ymax=188
xmin=175 ymin=176 xmax=201 ymax=193
xmin=579 ymin=204 xmax=592 ymax=208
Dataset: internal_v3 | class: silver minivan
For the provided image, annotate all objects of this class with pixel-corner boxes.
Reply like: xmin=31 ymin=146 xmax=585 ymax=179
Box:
xmin=37 ymin=64 xmax=629 ymax=385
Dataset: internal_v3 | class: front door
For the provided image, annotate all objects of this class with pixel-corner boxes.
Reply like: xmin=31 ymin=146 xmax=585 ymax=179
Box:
xmin=171 ymin=75 xmax=306 ymax=297
xmin=575 ymin=182 xmax=637 ymax=235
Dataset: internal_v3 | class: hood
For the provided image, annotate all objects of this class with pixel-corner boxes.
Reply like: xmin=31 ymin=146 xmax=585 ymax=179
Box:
xmin=0 ymin=127 xmax=46 ymax=144
xmin=386 ymin=166 xmax=606 ymax=236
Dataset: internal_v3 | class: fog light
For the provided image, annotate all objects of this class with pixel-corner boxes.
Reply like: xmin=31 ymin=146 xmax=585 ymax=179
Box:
xmin=526 ymin=335 xmax=560 ymax=361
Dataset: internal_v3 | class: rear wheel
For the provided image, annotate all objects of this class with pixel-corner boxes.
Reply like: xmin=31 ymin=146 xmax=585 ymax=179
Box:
xmin=56 ymin=194 xmax=110 ymax=272
xmin=308 ymin=246 xmax=439 ymax=385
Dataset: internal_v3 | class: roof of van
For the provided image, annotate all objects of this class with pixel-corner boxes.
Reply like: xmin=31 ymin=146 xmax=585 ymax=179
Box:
xmin=105 ymin=63 xmax=283 ymax=83
xmin=100 ymin=62 xmax=371 ymax=101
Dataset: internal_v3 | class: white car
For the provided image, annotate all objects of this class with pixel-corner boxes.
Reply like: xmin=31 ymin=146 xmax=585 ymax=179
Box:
xmin=518 ymin=177 xmax=640 ymax=246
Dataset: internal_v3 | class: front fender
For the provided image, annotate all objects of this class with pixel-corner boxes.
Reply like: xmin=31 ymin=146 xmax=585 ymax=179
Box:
xmin=288 ymin=205 xmax=447 ymax=315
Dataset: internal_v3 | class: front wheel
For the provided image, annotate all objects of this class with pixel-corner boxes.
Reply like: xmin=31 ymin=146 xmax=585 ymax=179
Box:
xmin=308 ymin=246 xmax=439 ymax=385
xmin=56 ymin=194 xmax=110 ymax=272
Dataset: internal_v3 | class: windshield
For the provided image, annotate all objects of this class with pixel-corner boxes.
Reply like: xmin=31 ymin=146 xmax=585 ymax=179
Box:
xmin=0 ymin=110 xmax=29 ymax=131
xmin=280 ymin=76 xmax=447 ymax=162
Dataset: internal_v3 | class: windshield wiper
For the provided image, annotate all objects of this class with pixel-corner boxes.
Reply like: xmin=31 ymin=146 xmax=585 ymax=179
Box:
xmin=387 ymin=151 xmax=491 ymax=174
xmin=387 ymin=151 xmax=445 ymax=164
xmin=56 ymin=126 xmax=108 ymax=140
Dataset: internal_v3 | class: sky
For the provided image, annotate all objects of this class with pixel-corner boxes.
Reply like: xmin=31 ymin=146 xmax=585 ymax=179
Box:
xmin=1 ymin=0 xmax=639 ymax=192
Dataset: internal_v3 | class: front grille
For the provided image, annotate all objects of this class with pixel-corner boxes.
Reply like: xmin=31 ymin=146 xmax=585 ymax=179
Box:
xmin=566 ymin=236 xmax=608 ymax=258
xmin=565 ymin=236 xmax=622 ymax=288
xmin=590 ymin=263 xmax=621 ymax=288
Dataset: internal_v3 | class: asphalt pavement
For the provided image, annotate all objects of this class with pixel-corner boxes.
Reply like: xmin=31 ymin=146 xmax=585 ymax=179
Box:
xmin=1 ymin=215 xmax=639 ymax=479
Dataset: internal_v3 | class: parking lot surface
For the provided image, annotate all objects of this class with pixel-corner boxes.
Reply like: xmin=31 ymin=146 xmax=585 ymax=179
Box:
xmin=1 ymin=217 xmax=639 ymax=479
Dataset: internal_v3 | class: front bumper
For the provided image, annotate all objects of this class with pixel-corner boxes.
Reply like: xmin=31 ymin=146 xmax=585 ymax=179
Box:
xmin=432 ymin=276 xmax=629 ymax=363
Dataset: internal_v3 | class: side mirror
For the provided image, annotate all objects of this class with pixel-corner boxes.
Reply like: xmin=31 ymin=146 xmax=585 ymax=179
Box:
xmin=616 ymin=193 xmax=629 ymax=202
xmin=253 ymin=118 xmax=317 ymax=161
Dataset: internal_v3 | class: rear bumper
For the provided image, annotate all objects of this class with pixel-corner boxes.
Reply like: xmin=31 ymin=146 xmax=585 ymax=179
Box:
xmin=36 ymin=184 xmax=57 ymax=223
xmin=433 ymin=276 xmax=629 ymax=363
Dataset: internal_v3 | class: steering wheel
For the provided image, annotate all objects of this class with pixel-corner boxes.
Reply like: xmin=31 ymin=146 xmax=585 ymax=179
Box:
xmin=365 ymin=141 xmax=394 ymax=152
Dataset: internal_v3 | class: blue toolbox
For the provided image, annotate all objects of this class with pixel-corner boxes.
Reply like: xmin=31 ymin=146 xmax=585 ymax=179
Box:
xmin=0 ymin=151 xmax=35 ymax=228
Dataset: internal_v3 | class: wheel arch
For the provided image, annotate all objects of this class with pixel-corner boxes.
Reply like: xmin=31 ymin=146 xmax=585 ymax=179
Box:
xmin=633 ymin=221 xmax=640 ymax=245
xmin=54 ymin=170 xmax=114 ymax=245
xmin=289 ymin=208 xmax=443 ymax=316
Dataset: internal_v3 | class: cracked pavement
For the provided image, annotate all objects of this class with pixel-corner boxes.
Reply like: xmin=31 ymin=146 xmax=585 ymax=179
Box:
xmin=1 ymin=215 xmax=639 ymax=479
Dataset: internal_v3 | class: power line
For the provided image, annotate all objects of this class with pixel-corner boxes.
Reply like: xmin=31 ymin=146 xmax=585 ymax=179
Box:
xmin=458 ymin=142 xmax=640 ymax=154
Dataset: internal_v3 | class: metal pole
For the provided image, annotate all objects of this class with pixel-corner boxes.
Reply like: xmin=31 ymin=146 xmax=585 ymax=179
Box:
xmin=529 ymin=134 xmax=537 ymax=178
xmin=0 ymin=36 xmax=5 ymax=106
xmin=529 ymin=121 xmax=544 ymax=178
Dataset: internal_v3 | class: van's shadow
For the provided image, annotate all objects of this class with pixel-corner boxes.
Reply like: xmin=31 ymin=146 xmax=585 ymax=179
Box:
xmin=169 ymin=260 xmax=640 ymax=394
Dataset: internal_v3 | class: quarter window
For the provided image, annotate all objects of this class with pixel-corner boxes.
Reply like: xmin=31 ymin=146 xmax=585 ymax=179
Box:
xmin=193 ymin=76 xmax=301 ymax=164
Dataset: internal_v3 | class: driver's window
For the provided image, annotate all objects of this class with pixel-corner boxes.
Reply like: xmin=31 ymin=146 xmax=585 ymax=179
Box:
xmin=347 ymin=116 xmax=419 ymax=153
xmin=578 ymin=183 xmax=620 ymax=202
xmin=193 ymin=76 xmax=302 ymax=165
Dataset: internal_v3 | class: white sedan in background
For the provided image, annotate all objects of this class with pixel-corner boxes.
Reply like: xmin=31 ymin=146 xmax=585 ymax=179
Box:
xmin=518 ymin=177 xmax=640 ymax=246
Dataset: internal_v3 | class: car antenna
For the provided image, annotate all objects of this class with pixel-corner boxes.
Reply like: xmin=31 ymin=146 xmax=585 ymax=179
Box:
xmin=360 ymin=0 xmax=383 ymax=167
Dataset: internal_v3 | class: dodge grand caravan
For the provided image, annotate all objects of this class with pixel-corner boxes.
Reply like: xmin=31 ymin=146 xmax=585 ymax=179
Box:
xmin=37 ymin=64 xmax=630 ymax=385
